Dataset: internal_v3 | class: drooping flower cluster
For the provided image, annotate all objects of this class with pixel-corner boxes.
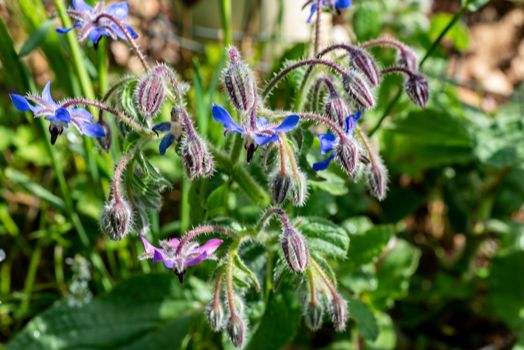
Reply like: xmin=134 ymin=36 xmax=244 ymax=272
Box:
xmin=8 ymin=1 xmax=431 ymax=348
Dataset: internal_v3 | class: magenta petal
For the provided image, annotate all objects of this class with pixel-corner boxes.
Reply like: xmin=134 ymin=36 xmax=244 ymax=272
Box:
xmin=198 ymin=239 xmax=223 ymax=256
xmin=186 ymin=251 xmax=209 ymax=266
xmin=166 ymin=238 xmax=180 ymax=249
xmin=140 ymin=235 xmax=157 ymax=256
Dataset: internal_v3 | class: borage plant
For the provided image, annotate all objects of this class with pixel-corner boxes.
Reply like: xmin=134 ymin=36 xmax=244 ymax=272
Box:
xmin=9 ymin=0 xmax=428 ymax=347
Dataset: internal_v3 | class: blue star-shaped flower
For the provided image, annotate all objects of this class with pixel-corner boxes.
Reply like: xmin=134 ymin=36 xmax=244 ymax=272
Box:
xmin=152 ymin=121 xmax=180 ymax=155
xmin=57 ymin=1 xmax=138 ymax=48
xmin=306 ymin=0 xmax=352 ymax=23
xmin=10 ymin=81 xmax=105 ymax=144
xmin=313 ymin=110 xmax=361 ymax=171
xmin=212 ymin=104 xmax=299 ymax=161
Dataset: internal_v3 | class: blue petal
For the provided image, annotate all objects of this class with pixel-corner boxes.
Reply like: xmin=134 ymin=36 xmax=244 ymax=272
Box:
xmin=106 ymin=2 xmax=129 ymax=19
xmin=159 ymin=133 xmax=176 ymax=155
xmin=76 ymin=120 xmax=105 ymax=138
xmin=313 ymin=154 xmax=335 ymax=171
xmin=153 ymin=122 xmax=171 ymax=133
xmin=10 ymin=94 xmax=33 ymax=112
xmin=253 ymin=133 xmax=278 ymax=146
xmin=212 ymin=104 xmax=243 ymax=133
xmin=55 ymin=108 xmax=72 ymax=123
xmin=41 ymin=81 xmax=53 ymax=104
xmin=319 ymin=133 xmax=336 ymax=155
xmin=273 ymin=114 xmax=299 ymax=133
xmin=336 ymin=0 xmax=352 ymax=9
xmin=256 ymin=117 xmax=269 ymax=128
xmin=56 ymin=26 xmax=74 ymax=34
xmin=125 ymin=25 xmax=139 ymax=39
xmin=88 ymin=28 xmax=108 ymax=45
xmin=345 ymin=110 xmax=361 ymax=134
xmin=306 ymin=3 xmax=317 ymax=23
xmin=71 ymin=108 xmax=94 ymax=121
xmin=72 ymin=0 xmax=93 ymax=12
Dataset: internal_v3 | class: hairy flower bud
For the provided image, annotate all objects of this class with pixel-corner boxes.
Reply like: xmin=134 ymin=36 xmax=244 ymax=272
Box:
xmin=290 ymin=170 xmax=308 ymax=207
xmin=342 ymin=72 xmax=375 ymax=110
xmin=335 ymin=137 xmax=360 ymax=176
xmin=136 ymin=70 xmax=165 ymax=117
xmin=367 ymin=155 xmax=389 ymax=201
xmin=281 ymin=227 xmax=309 ymax=272
xmin=270 ymin=170 xmax=292 ymax=205
xmin=96 ymin=117 xmax=112 ymax=152
xmin=351 ymin=48 xmax=380 ymax=87
xmin=329 ymin=294 xmax=349 ymax=332
xmin=223 ymin=47 xmax=257 ymax=112
xmin=324 ymin=96 xmax=350 ymax=129
xmin=405 ymin=73 xmax=429 ymax=108
xmin=227 ymin=314 xmax=246 ymax=348
xmin=396 ymin=47 xmax=418 ymax=71
xmin=100 ymin=197 xmax=132 ymax=240
xmin=304 ymin=300 xmax=324 ymax=331
xmin=180 ymin=135 xmax=215 ymax=180
xmin=206 ymin=300 xmax=225 ymax=331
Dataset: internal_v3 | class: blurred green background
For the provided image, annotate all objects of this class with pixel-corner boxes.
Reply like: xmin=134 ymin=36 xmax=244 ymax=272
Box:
xmin=1 ymin=0 xmax=524 ymax=349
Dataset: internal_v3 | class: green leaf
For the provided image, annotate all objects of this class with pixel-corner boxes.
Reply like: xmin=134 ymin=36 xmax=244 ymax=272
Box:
xmin=383 ymin=109 xmax=474 ymax=174
xmin=489 ymin=251 xmax=524 ymax=330
xmin=353 ymin=2 xmax=384 ymax=41
xmin=295 ymin=217 xmax=350 ymax=259
xmin=346 ymin=226 xmax=394 ymax=269
xmin=429 ymin=14 xmax=470 ymax=51
xmin=348 ymin=297 xmax=379 ymax=341
xmin=7 ymin=274 xmax=207 ymax=350
xmin=18 ymin=19 xmax=54 ymax=57
xmin=369 ymin=239 xmax=420 ymax=310
xmin=246 ymin=290 xmax=302 ymax=350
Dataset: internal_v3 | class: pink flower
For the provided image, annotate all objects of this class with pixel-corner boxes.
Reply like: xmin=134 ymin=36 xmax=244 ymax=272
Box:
xmin=139 ymin=234 xmax=223 ymax=282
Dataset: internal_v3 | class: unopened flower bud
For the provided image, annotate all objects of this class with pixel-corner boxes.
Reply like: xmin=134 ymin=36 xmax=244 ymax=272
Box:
xmin=227 ymin=314 xmax=246 ymax=348
xmin=342 ymin=72 xmax=376 ymax=110
xmin=324 ymin=96 xmax=350 ymax=129
xmin=100 ymin=197 xmax=132 ymax=240
xmin=330 ymin=294 xmax=349 ymax=332
xmin=404 ymin=73 xmax=429 ymax=108
xmin=281 ymin=227 xmax=309 ymax=272
xmin=180 ymin=135 xmax=215 ymax=180
xmin=223 ymin=47 xmax=257 ymax=112
xmin=136 ymin=70 xmax=165 ymax=117
xmin=335 ymin=137 xmax=360 ymax=176
xmin=270 ymin=170 xmax=292 ymax=205
xmin=96 ymin=117 xmax=112 ymax=152
xmin=367 ymin=157 xmax=388 ymax=201
xmin=396 ymin=47 xmax=418 ymax=71
xmin=206 ymin=300 xmax=225 ymax=331
xmin=304 ymin=300 xmax=324 ymax=331
xmin=351 ymin=48 xmax=380 ymax=87
xmin=290 ymin=170 xmax=308 ymax=207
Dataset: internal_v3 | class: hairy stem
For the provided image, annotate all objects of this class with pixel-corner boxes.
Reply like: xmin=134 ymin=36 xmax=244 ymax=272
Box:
xmin=263 ymin=59 xmax=347 ymax=98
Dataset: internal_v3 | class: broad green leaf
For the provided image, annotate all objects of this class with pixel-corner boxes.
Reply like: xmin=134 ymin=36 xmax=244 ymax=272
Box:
xmin=346 ymin=226 xmax=394 ymax=269
xmin=295 ymin=217 xmax=350 ymax=259
xmin=0 ymin=19 xmax=30 ymax=90
xmin=365 ymin=311 xmax=396 ymax=350
xmin=7 ymin=274 xmax=208 ymax=350
xmin=383 ymin=109 xmax=474 ymax=174
xmin=369 ymin=239 xmax=420 ymax=310
xmin=489 ymin=251 xmax=524 ymax=330
xmin=245 ymin=290 xmax=302 ymax=350
xmin=18 ymin=19 xmax=54 ymax=58
xmin=348 ymin=297 xmax=379 ymax=341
